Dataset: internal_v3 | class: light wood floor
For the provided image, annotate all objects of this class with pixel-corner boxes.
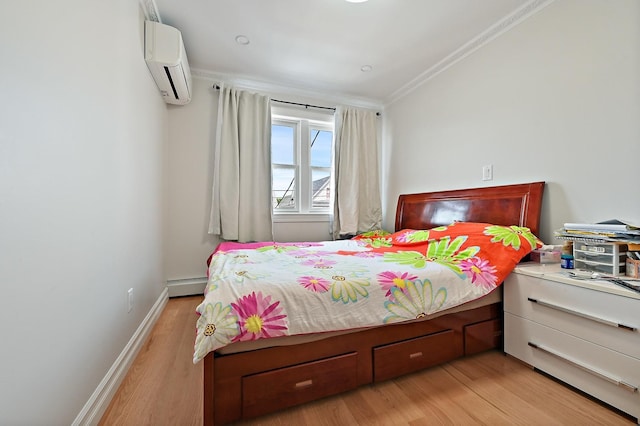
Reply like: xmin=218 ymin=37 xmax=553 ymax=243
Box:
xmin=100 ymin=295 xmax=634 ymax=426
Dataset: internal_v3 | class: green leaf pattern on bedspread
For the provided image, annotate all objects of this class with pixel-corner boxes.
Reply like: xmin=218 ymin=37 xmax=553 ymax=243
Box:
xmin=194 ymin=302 xmax=238 ymax=361
xmin=425 ymin=236 xmax=480 ymax=275
xmin=484 ymin=225 xmax=539 ymax=250
xmin=384 ymin=279 xmax=447 ymax=323
xmin=193 ymin=222 xmax=541 ymax=363
xmin=330 ymin=275 xmax=370 ymax=303
xmin=383 ymin=250 xmax=430 ymax=268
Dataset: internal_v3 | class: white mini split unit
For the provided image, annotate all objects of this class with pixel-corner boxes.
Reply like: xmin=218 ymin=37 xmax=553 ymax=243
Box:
xmin=144 ymin=20 xmax=192 ymax=105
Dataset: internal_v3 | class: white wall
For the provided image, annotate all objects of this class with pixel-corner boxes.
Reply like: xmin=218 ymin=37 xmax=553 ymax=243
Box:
xmin=0 ymin=1 xmax=168 ymax=424
xmin=166 ymin=77 xmax=220 ymax=281
xmin=382 ymin=0 xmax=640 ymax=244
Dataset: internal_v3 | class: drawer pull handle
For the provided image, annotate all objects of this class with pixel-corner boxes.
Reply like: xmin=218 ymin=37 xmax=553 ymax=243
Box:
xmin=528 ymin=342 xmax=638 ymax=393
xmin=294 ymin=379 xmax=313 ymax=389
xmin=527 ymin=297 xmax=637 ymax=331
xmin=409 ymin=352 xmax=423 ymax=359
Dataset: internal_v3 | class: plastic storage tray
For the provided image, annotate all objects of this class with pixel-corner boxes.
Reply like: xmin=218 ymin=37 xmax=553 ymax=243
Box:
xmin=573 ymin=242 xmax=627 ymax=276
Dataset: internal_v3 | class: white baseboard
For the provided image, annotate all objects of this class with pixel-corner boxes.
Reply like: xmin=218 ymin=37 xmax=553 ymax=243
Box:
xmin=72 ymin=287 xmax=169 ymax=426
xmin=167 ymin=277 xmax=207 ymax=297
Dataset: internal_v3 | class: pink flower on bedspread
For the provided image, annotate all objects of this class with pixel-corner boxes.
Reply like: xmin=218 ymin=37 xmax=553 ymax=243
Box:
xmin=377 ymin=271 xmax=418 ymax=298
xmin=301 ymin=258 xmax=337 ymax=269
xmin=287 ymin=250 xmax=334 ymax=258
xmin=231 ymin=292 xmax=288 ymax=342
xmin=298 ymin=276 xmax=331 ymax=292
xmin=289 ymin=242 xmax=323 ymax=248
xmin=459 ymin=257 xmax=498 ymax=290
xmin=353 ymin=251 xmax=383 ymax=259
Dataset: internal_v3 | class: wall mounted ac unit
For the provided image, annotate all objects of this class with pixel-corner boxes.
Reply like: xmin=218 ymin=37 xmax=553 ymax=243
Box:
xmin=144 ymin=20 xmax=192 ymax=105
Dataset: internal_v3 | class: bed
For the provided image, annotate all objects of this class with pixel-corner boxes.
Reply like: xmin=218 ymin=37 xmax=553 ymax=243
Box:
xmin=197 ymin=181 xmax=545 ymax=425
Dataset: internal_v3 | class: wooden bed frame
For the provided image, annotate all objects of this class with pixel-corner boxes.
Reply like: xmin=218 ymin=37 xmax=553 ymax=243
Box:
xmin=203 ymin=181 xmax=545 ymax=425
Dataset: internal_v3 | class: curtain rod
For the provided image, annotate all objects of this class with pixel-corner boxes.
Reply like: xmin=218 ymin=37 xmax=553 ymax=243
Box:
xmin=212 ymin=84 xmax=380 ymax=116
xmin=212 ymin=84 xmax=334 ymax=112
xmin=272 ymin=98 xmax=336 ymax=112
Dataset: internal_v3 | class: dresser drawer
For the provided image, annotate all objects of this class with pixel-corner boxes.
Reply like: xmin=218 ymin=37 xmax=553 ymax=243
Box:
xmin=505 ymin=314 xmax=640 ymax=420
xmin=373 ymin=329 xmax=458 ymax=382
xmin=242 ymin=352 xmax=358 ymax=419
xmin=504 ymin=273 xmax=640 ymax=358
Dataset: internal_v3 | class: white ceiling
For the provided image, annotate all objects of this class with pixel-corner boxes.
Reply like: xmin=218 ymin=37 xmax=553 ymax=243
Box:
xmin=152 ymin=0 xmax=541 ymax=105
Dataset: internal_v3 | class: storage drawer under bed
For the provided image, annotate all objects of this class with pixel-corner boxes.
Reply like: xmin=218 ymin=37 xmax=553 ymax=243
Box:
xmin=242 ymin=352 xmax=358 ymax=419
xmin=373 ymin=329 xmax=458 ymax=382
xmin=464 ymin=318 xmax=502 ymax=355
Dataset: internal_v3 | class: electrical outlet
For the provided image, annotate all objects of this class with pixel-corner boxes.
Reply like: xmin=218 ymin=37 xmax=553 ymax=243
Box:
xmin=127 ymin=288 xmax=134 ymax=313
xmin=482 ymin=164 xmax=493 ymax=181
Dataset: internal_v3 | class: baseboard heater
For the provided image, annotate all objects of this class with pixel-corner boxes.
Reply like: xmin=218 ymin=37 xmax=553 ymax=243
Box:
xmin=166 ymin=277 xmax=207 ymax=297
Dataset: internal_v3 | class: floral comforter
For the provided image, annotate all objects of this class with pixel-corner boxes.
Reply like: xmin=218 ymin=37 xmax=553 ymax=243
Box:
xmin=193 ymin=222 xmax=541 ymax=363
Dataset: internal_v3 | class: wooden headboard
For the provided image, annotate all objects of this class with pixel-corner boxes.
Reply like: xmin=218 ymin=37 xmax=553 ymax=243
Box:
xmin=395 ymin=182 xmax=545 ymax=237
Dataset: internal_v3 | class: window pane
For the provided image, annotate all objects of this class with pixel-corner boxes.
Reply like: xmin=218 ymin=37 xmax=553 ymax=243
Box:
xmin=272 ymin=167 xmax=296 ymax=210
xmin=272 ymin=125 xmax=294 ymax=165
xmin=311 ymin=168 xmax=330 ymax=209
xmin=310 ymin=129 xmax=332 ymax=168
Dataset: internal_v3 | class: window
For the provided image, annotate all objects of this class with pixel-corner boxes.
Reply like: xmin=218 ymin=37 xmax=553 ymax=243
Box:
xmin=271 ymin=110 xmax=334 ymax=215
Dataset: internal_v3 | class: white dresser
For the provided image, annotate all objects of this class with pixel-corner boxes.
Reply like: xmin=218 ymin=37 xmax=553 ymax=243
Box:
xmin=504 ymin=263 xmax=640 ymax=423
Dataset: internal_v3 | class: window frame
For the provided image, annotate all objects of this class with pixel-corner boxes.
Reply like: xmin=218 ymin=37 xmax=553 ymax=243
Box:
xmin=271 ymin=119 xmax=300 ymax=212
xmin=271 ymin=106 xmax=334 ymax=219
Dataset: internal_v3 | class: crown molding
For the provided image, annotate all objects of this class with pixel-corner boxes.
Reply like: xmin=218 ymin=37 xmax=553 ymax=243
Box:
xmin=139 ymin=0 xmax=161 ymax=23
xmin=191 ymin=68 xmax=385 ymax=111
xmin=151 ymin=0 xmax=552 ymax=111
xmin=386 ymin=0 xmax=556 ymax=106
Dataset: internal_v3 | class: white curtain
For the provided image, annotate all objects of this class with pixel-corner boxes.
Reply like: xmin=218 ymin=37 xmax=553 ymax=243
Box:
xmin=208 ymin=84 xmax=273 ymax=242
xmin=333 ymin=106 xmax=382 ymax=238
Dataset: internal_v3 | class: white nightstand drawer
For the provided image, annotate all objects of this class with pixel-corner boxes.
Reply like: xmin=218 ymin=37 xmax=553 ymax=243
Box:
xmin=504 ymin=273 xmax=640 ymax=358
xmin=505 ymin=314 xmax=640 ymax=420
